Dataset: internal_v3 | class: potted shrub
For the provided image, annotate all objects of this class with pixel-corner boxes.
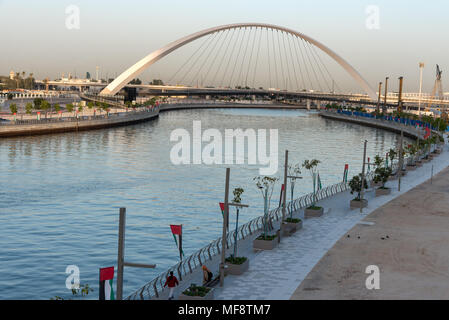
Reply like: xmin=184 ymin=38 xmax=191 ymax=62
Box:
xmin=225 ymin=256 xmax=249 ymax=275
xmin=226 ymin=187 xmax=249 ymax=274
xmin=179 ymin=284 xmax=214 ymax=300
xmin=283 ymin=163 xmax=303 ymax=236
xmin=373 ymin=155 xmax=393 ymax=197
xmin=349 ymin=173 xmax=368 ymax=209
xmin=302 ymin=159 xmax=324 ymax=218
xmin=253 ymin=176 xmax=279 ymax=250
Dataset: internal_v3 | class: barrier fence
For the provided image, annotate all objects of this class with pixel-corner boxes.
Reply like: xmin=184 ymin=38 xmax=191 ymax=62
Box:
xmin=126 ymin=136 xmax=446 ymax=300
xmin=126 ymin=170 xmax=381 ymax=300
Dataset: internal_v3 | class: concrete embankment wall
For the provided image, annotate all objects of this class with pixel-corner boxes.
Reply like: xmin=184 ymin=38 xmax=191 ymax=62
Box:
xmin=0 ymin=111 xmax=158 ymax=138
xmin=160 ymin=103 xmax=307 ymax=112
xmin=319 ymin=111 xmax=422 ymax=140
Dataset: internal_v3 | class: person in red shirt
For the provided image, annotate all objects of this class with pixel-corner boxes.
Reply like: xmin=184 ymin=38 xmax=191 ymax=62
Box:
xmin=164 ymin=271 xmax=179 ymax=300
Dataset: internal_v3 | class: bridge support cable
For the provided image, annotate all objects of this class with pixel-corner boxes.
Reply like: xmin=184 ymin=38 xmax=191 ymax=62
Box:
xmin=235 ymin=27 xmax=253 ymax=88
xmin=305 ymin=40 xmax=333 ymax=92
xmin=243 ymin=27 xmax=258 ymax=88
xmin=301 ymin=39 xmax=323 ymax=92
xmin=228 ymin=27 xmax=248 ymax=88
xmin=211 ymin=28 xmax=236 ymax=87
xmin=293 ymin=35 xmax=314 ymax=90
xmin=276 ymin=30 xmax=287 ymax=90
xmin=189 ymin=30 xmax=226 ymax=87
xmin=281 ymin=31 xmax=294 ymax=91
xmin=289 ymin=33 xmax=306 ymax=90
xmin=270 ymin=29 xmax=280 ymax=89
xmin=251 ymin=28 xmax=263 ymax=89
xmin=202 ymin=29 xmax=232 ymax=86
xmin=167 ymin=33 xmax=214 ymax=85
xmin=310 ymin=44 xmax=342 ymax=93
xmin=220 ymin=28 xmax=243 ymax=88
xmin=266 ymin=28 xmax=273 ymax=89
xmin=177 ymin=31 xmax=220 ymax=85
xmin=286 ymin=33 xmax=301 ymax=91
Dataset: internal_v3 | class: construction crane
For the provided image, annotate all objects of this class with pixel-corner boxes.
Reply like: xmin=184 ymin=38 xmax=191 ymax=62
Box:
xmin=427 ymin=64 xmax=444 ymax=110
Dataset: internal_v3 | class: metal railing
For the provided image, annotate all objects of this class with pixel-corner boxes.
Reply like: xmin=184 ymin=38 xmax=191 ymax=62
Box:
xmin=126 ymin=173 xmax=378 ymax=300
xmin=125 ymin=138 xmax=448 ymax=300
xmin=0 ymin=108 xmax=156 ymax=126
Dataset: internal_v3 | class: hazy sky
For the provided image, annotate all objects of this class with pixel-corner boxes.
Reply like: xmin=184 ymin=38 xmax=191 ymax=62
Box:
xmin=1 ymin=0 xmax=448 ymax=93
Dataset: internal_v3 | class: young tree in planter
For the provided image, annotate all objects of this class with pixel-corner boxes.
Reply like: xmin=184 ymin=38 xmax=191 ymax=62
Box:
xmin=287 ymin=163 xmax=302 ymax=221
xmin=349 ymin=173 xmax=368 ymax=201
xmin=9 ymin=103 xmax=18 ymax=115
xmin=404 ymin=144 xmax=417 ymax=166
xmin=302 ymin=159 xmax=321 ymax=209
xmin=373 ymin=155 xmax=392 ymax=189
xmin=41 ymin=100 xmax=50 ymax=118
xmin=25 ymin=102 xmax=33 ymax=115
xmin=231 ymin=187 xmax=244 ymax=259
xmin=387 ymin=148 xmax=397 ymax=170
xmin=254 ymin=176 xmax=278 ymax=240
xmin=66 ymin=103 xmax=74 ymax=115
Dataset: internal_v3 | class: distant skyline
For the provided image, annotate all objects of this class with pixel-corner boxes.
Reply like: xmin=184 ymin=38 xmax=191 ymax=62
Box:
xmin=1 ymin=0 xmax=448 ymax=93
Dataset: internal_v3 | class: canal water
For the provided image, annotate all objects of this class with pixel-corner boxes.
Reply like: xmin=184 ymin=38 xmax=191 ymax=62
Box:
xmin=0 ymin=107 xmax=402 ymax=299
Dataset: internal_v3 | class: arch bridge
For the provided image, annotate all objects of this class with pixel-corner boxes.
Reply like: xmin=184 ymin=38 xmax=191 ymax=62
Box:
xmin=100 ymin=23 xmax=378 ymax=102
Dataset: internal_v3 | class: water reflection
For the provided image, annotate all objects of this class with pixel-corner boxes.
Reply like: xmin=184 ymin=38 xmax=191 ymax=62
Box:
xmin=0 ymin=108 xmax=405 ymax=299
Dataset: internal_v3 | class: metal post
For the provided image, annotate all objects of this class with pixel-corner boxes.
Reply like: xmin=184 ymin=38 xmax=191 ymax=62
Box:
xmin=116 ymin=207 xmax=126 ymax=300
xmin=383 ymin=77 xmax=389 ymax=114
xmin=377 ymin=82 xmax=382 ymax=115
xmin=220 ymin=168 xmax=230 ymax=287
xmin=360 ymin=140 xmax=367 ymax=214
xmin=398 ymin=76 xmax=404 ymax=114
xmin=282 ymin=150 xmax=288 ymax=224
xmin=398 ymin=130 xmax=403 ymax=192
xmin=179 ymin=230 xmax=183 ymax=261
xmin=418 ymin=63 xmax=424 ymax=116
xmin=431 ymin=165 xmax=434 ymax=184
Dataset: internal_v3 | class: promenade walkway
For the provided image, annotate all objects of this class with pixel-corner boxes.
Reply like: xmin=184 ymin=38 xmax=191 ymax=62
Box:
xmin=212 ymin=142 xmax=449 ymax=299
xmin=291 ymin=141 xmax=449 ymax=299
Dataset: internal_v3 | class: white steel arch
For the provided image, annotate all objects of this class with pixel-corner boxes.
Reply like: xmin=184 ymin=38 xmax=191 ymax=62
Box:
xmin=100 ymin=23 xmax=377 ymax=101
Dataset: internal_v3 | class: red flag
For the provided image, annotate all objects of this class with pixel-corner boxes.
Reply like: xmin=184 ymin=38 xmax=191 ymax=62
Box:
xmin=99 ymin=266 xmax=114 ymax=281
xmin=170 ymin=224 xmax=182 ymax=235
xmin=219 ymin=202 xmax=225 ymax=213
xmin=344 ymin=164 xmax=349 ymax=170
xmin=424 ymin=127 xmax=431 ymax=139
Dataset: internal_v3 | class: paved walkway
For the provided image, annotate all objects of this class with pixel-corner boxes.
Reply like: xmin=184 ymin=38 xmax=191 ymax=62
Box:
xmin=213 ymin=142 xmax=449 ymax=299
xmin=291 ymin=149 xmax=449 ymax=299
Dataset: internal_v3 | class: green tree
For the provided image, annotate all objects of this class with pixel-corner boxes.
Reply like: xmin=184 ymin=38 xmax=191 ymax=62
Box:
xmin=254 ymin=176 xmax=278 ymax=240
xmin=41 ymin=100 xmax=50 ymax=118
xmin=87 ymin=101 xmax=94 ymax=109
xmin=302 ymin=159 xmax=321 ymax=207
xmin=54 ymin=103 xmax=61 ymax=113
xmin=25 ymin=102 xmax=33 ymax=115
xmin=349 ymin=174 xmax=368 ymax=201
xmin=373 ymin=155 xmax=392 ymax=188
xmin=66 ymin=103 xmax=74 ymax=113
xmin=9 ymin=103 xmax=18 ymax=114
xmin=33 ymin=98 xmax=44 ymax=110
